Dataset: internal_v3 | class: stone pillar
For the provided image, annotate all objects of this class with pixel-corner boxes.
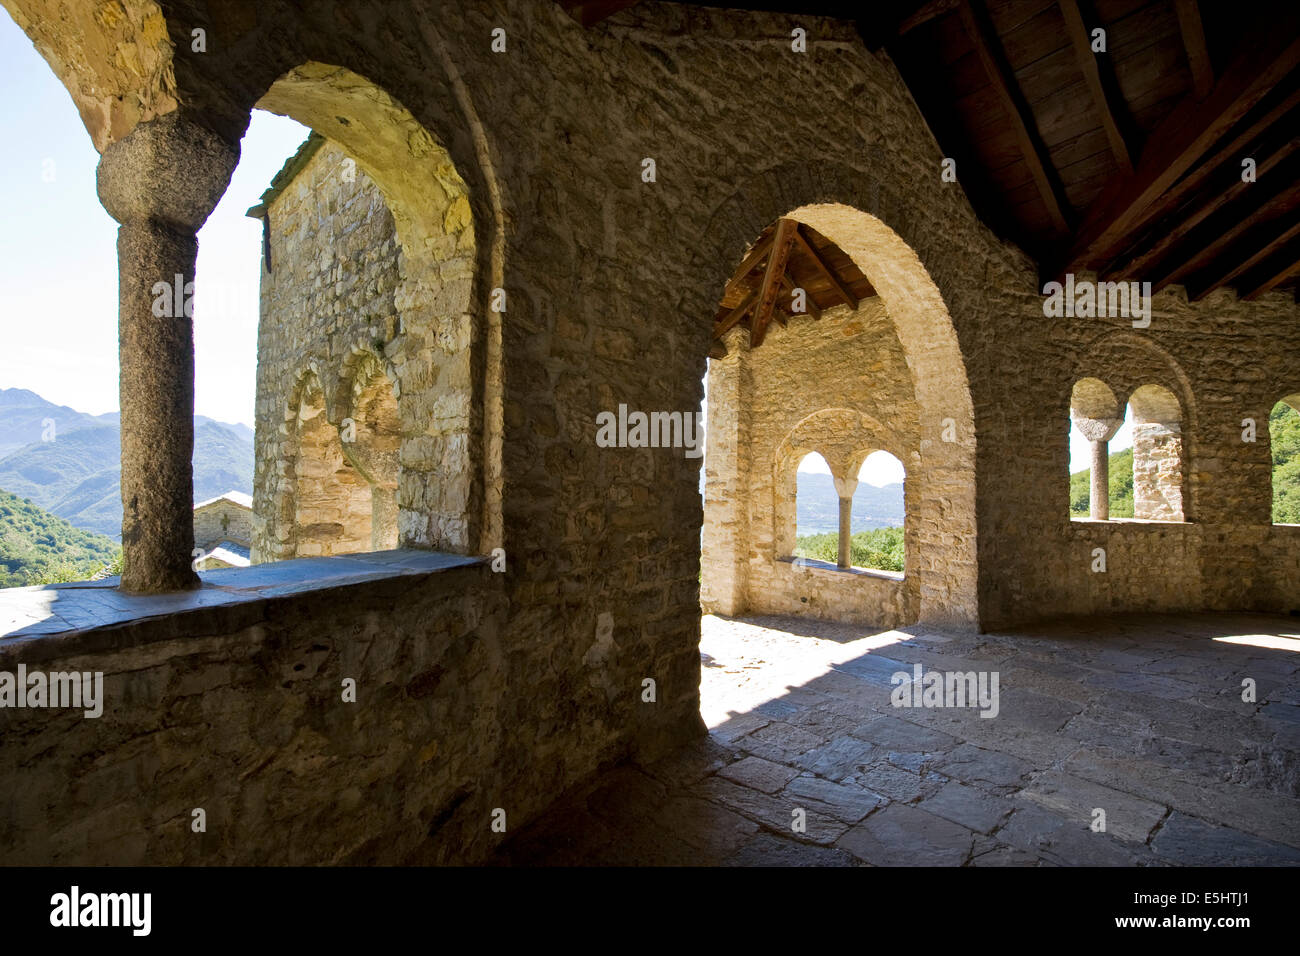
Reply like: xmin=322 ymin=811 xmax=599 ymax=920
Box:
xmin=1072 ymin=416 xmax=1123 ymax=520
xmin=97 ymin=114 xmax=238 ymax=592
xmin=833 ymin=475 xmax=858 ymax=569
xmin=701 ymin=333 xmax=752 ymax=614
xmin=1133 ymin=421 xmax=1184 ymax=520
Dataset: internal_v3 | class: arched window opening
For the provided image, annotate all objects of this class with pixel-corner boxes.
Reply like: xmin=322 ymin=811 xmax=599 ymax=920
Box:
xmin=291 ymin=376 xmax=373 ymax=557
xmin=1069 ymin=378 xmax=1125 ymax=520
xmin=792 ymin=452 xmax=838 ymax=566
xmin=849 ymin=451 xmax=905 ymax=573
xmin=1128 ymin=384 xmax=1185 ymax=521
xmin=1272 ymin=396 xmax=1300 ymax=525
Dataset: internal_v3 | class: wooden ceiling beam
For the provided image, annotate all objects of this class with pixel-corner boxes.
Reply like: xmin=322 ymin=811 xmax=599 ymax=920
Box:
xmin=793 ymin=225 xmax=860 ymax=310
xmin=725 ymin=231 xmax=775 ymax=290
xmin=750 ymin=219 xmax=798 ymax=349
xmin=713 ymin=289 xmax=757 ymax=340
xmin=1059 ymin=0 xmax=1134 ymax=174
xmin=1061 ymin=20 xmax=1300 ymax=274
xmin=1112 ymin=135 xmax=1300 ymax=281
xmin=959 ymin=0 xmax=1073 ymax=236
xmin=1174 ymin=0 xmax=1214 ymax=100
xmin=1242 ymin=242 xmax=1300 ymax=301
xmin=558 ymin=0 xmax=641 ymax=28
xmin=898 ymin=0 xmax=961 ymax=36
xmin=1161 ymin=179 xmax=1300 ymax=293
xmin=1190 ymin=215 xmax=1300 ymax=300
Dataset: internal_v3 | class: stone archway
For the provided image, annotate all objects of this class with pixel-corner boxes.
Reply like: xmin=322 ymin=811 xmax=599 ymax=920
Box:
xmin=248 ymin=62 xmax=492 ymax=558
xmin=697 ymin=192 xmax=978 ymax=629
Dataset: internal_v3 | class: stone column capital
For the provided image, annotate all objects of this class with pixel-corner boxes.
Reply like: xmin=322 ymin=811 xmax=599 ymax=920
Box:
xmin=1072 ymin=415 xmax=1124 ymax=443
xmin=833 ymin=475 xmax=859 ymax=498
xmin=97 ymin=112 xmax=239 ymax=229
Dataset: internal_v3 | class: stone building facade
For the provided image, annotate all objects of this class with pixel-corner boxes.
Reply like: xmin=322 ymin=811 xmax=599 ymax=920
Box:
xmin=246 ymin=133 xmax=413 ymax=562
xmin=1 ymin=0 xmax=1298 ymax=866
xmin=193 ymin=491 xmax=253 ymax=569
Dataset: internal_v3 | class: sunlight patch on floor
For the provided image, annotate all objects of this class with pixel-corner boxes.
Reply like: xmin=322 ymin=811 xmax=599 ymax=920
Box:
xmin=699 ymin=613 xmax=908 ymax=729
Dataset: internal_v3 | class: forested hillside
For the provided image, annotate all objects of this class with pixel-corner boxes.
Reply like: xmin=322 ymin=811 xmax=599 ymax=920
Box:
xmin=0 ymin=489 xmax=121 ymax=587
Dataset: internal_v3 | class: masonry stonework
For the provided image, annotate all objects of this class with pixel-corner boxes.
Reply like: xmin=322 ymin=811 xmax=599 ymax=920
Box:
xmin=1 ymin=0 xmax=1298 ymax=866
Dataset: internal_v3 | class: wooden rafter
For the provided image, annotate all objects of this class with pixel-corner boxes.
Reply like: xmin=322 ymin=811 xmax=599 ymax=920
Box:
xmin=713 ymin=289 xmax=757 ymax=340
xmin=1059 ymin=0 xmax=1133 ymax=174
xmin=1243 ymin=243 xmax=1300 ymax=300
xmin=1174 ymin=0 xmax=1214 ymax=100
xmin=750 ymin=219 xmax=798 ymax=349
xmin=1060 ymin=24 xmax=1300 ymax=275
xmin=959 ymin=0 xmax=1073 ymax=236
xmin=558 ymin=0 xmax=641 ymax=28
xmin=793 ymin=225 xmax=859 ymax=311
xmin=1112 ymin=135 xmax=1300 ymax=281
xmin=898 ymin=0 xmax=960 ymax=36
xmin=1188 ymin=207 xmax=1300 ymax=300
xmin=1158 ymin=172 xmax=1300 ymax=288
xmin=725 ymin=231 xmax=775 ymax=289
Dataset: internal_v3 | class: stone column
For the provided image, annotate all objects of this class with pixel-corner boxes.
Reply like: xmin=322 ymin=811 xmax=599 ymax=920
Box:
xmin=1072 ymin=416 xmax=1123 ymax=520
xmin=833 ymin=475 xmax=859 ymax=569
xmin=97 ymin=114 xmax=238 ymax=592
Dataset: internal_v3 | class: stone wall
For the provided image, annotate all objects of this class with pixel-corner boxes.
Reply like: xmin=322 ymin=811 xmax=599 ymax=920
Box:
xmin=0 ymin=561 xmax=517 ymax=865
xmin=193 ymin=499 xmax=252 ymax=550
xmin=2 ymin=0 xmax=1299 ymax=865
xmin=250 ymin=138 xmax=411 ymax=562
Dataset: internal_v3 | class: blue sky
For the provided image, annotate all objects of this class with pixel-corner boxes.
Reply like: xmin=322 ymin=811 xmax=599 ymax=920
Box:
xmin=0 ymin=10 xmax=308 ymax=430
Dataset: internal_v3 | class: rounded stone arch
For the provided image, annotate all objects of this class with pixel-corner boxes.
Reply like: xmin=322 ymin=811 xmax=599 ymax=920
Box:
xmin=267 ymin=366 xmax=371 ymax=560
xmin=772 ymin=407 xmax=906 ymax=562
xmin=244 ymin=60 xmax=502 ymax=556
xmin=1069 ymin=377 xmax=1121 ymax=421
xmin=692 ymin=165 xmax=979 ymax=627
xmin=1073 ymin=331 xmax=1197 ymax=520
xmin=1073 ymin=329 xmax=1196 ymax=421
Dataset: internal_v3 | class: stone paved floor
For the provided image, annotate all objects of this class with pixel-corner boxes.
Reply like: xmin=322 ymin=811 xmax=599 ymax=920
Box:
xmin=496 ymin=612 xmax=1300 ymax=865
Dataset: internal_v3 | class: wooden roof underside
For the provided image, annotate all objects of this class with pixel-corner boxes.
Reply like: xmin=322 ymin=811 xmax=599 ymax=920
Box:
xmin=711 ymin=219 xmax=877 ymax=354
xmin=564 ymin=0 xmax=1300 ymax=305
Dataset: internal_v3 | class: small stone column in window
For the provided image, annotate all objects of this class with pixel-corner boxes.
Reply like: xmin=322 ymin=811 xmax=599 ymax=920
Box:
xmin=1072 ymin=416 xmax=1123 ymax=520
xmin=833 ymin=475 xmax=859 ymax=568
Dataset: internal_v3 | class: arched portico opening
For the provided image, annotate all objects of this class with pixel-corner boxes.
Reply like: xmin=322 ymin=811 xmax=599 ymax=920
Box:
xmin=701 ymin=202 xmax=977 ymax=629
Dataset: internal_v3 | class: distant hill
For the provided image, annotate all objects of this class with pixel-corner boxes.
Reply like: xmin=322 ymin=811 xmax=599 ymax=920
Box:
xmin=1069 ymin=446 xmax=1135 ymax=517
xmin=0 ymin=388 xmax=254 ymax=539
xmin=796 ymin=471 xmax=904 ymax=535
xmin=0 ymin=488 xmax=121 ymax=587
xmin=1271 ymin=402 xmax=1300 ymax=524
xmin=1070 ymin=405 xmax=1300 ymax=521
xmin=0 ymin=388 xmax=102 ymax=456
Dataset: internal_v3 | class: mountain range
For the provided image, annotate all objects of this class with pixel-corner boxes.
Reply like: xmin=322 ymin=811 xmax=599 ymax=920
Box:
xmin=0 ymin=388 xmax=254 ymax=539
xmin=796 ymin=471 xmax=904 ymax=534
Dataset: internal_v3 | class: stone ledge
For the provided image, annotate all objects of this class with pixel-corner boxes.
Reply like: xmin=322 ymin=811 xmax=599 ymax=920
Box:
xmin=1069 ymin=517 xmax=1197 ymax=528
xmin=778 ymin=555 xmax=905 ymax=581
xmin=0 ymin=549 xmax=487 ymax=663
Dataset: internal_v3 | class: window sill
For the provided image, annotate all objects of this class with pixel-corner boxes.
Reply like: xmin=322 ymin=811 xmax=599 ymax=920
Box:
xmin=779 ymin=555 xmax=905 ymax=581
xmin=0 ymin=549 xmax=486 ymax=655
xmin=1069 ymin=517 xmax=1192 ymax=525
